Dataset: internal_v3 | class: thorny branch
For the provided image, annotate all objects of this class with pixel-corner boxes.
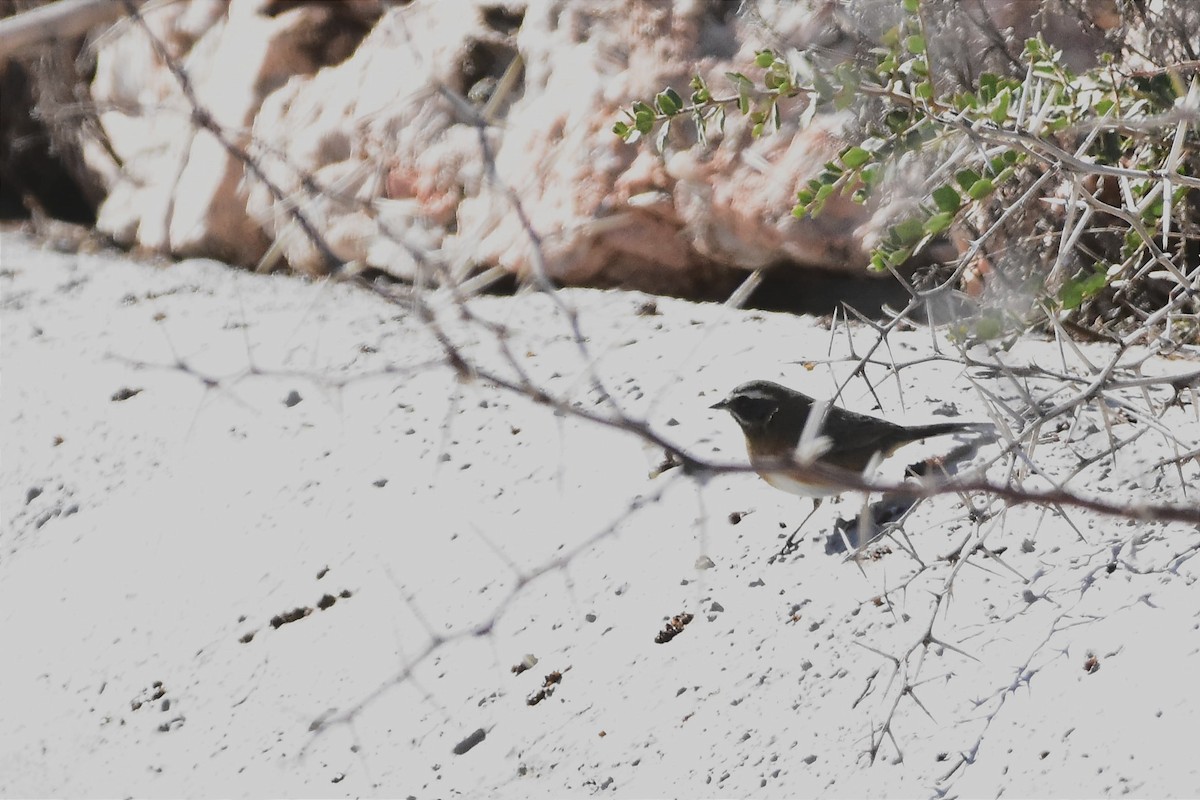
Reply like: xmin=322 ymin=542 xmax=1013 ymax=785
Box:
xmin=100 ymin=0 xmax=1200 ymax=790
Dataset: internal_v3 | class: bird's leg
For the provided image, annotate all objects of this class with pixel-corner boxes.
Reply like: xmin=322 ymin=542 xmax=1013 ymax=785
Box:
xmin=773 ymin=498 xmax=822 ymax=560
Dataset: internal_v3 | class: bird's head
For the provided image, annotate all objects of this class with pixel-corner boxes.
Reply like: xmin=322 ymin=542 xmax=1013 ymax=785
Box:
xmin=709 ymin=380 xmax=812 ymax=434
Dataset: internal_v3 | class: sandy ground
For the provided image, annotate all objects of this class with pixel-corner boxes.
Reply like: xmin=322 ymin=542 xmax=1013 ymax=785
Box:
xmin=2 ymin=231 xmax=1199 ymax=797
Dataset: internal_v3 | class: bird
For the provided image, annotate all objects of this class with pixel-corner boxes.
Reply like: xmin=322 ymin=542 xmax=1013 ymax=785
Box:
xmin=710 ymin=379 xmax=994 ymax=555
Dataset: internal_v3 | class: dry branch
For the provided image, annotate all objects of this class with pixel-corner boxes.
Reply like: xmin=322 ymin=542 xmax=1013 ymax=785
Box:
xmin=0 ymin=0 xmax=143 ymax=63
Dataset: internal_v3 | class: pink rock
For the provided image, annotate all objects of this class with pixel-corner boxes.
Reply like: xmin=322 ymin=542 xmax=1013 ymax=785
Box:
xmin=244 ymin=0 xmax=866 ymax=290
xmin=86 ymin=0 xmax=380 ymax=266
xmin=82 ymin=0 xmax=1134 ymax=290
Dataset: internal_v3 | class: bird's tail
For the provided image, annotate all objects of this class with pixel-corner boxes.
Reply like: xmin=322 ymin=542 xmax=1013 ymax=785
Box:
xmin=903 ymin=421 xmax=996 ymax=442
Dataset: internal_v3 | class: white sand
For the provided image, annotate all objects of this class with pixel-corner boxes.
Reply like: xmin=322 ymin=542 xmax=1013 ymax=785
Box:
xmin=2 ymin=231 xmax=1198 ymax=797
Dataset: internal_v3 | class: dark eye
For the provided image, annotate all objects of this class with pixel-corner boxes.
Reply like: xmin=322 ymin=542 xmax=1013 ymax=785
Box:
xmin=731 ymin=395 xmax=775 ymax=425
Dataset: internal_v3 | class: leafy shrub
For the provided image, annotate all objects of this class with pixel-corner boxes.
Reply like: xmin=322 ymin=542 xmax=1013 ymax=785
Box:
xmin=616 ymin=0 xmax=1199 ymax=346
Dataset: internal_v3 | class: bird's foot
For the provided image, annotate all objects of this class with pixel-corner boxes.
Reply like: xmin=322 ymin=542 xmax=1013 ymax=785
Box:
xmin=768 ymin=532 xmax=803 ymax=564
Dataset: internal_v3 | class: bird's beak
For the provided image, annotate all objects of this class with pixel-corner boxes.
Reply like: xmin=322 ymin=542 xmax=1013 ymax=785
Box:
xmin=709 ymin=398 xmax=729 ymax=410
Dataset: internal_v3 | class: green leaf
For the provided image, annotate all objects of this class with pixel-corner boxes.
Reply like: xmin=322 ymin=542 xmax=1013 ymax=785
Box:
xmin=612 ymin=121 xmax=630 ymax=138
xmin=1083 ymin=269 xmax=1107 ymax=293
xmin=655 ymin=119 xmax=671 ymax=152
xmin=811 ymin=71 xmax=835 ymax=104
xmin=990 ymin=88 xmax=1010 ymax=123
xmin=818 ymin=166 xmax=842 ymax=184
xmin=1133 ymin=73 xmax=1179 ymax=109
xmin=1059 ymin=283 xmax=1084 ymax=310
xmin=798 ymin=185 xmax=833 ymax=216
xmin=834 ymin=82 xmax=857 ymax=110
xmin=905 ymin=34 xmax=925 ymax=54
xmin=841 ymin=146 xmax=872 ymax=169
xmin=870 ymin=252 xmax=888 ymax=271
xmin=966 ymin=178 xmax=995 ymax=200
xmin=903 ymin=0 xmax=919 ymax=12
xmin=755 ymin=50 xmax=775 ymax=68
xmin=885 ymin=109 xmax=910 ymax=133
xmin=634 ymin=110 xmax=654 ymax=135
xmin=914 ymin=80 xmax=934 ymax=100
xmin=924 ymin=211 xmax=955 ymax=235
xmin=956 ymin=169 xmax=981 ymax=190
xmin=893 ymin=217 xmax=925 ymax=244
xmin=932 ymin=185 xmax=961 ymax=212
xmin=974 ymin=315 xmax=1004 ymax=340
xmin=1141 ymin=198 xmax=1164 ymax=222
xmin=655 ymin=90 xmax=680 ymax=116
xmin=726 ymin=72 xmax=752 ymax=115
xmin=979 ymin=73 xmax=998 ymax=103
xmin=1059 ymin=266 xmax=1108 ymax=310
